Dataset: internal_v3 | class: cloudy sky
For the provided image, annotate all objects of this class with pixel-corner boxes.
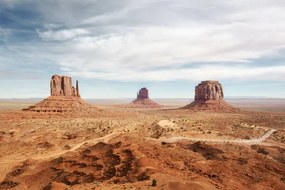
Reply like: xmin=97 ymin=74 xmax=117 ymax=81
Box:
xmin=0 ymin=0 xmax=285 ymax=98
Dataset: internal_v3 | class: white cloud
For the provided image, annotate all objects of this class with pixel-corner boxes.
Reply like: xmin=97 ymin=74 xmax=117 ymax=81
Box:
xmin=43 ymin=23 xmax=62 ymax=30
xmin=65 ymin=65 xmax=285 ymax=82
xmin=54 ymin=22 xmax=285 ymax=79
xmin=0 ymin=0 xmax=23 ymax=7
xmin=3 ymin=0 xmax=285 ymax=82
xmin=37 ymin=28 xmax=89 ymax=41
xmin=0 ymin=28 xmax=10 ymax=36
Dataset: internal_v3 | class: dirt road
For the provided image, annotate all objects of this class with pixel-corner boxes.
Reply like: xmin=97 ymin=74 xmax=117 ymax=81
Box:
xmin=161 ymin=129 xmax=277 ymax=144
xmin=0 ymin=129 xmax=278 ymax=165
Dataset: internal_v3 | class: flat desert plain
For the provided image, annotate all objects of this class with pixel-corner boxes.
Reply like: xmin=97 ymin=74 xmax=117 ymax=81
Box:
xmin=0 ymin=98 xmax=285 ymax=190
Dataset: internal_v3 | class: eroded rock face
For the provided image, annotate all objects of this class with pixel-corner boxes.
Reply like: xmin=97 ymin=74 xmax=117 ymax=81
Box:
xmin=23 ymin=75 xmax=96 ymax=113
xmin=50 ymin=75 xmax=80 ymax=97
xmin=183 ymin=80 xmax=237 ymax=112
xmin=137 ymin=88 xmax=149 ymax=99
xmin=123 ymin=87 xmax=161 ymax=108
xmin=195 ymin=81 xmax=224 ymax=101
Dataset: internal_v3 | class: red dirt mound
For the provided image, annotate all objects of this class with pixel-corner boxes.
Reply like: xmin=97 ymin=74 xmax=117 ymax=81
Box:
xmin=183 ymin=99 xmax=238 ymax=112
xmin=128 ymin=98 xmax=162 ymax=108
xmin=0 ymin=141 xmax=150 ymax=189
xmin=23 ymin=96 xmax=95 ymax=113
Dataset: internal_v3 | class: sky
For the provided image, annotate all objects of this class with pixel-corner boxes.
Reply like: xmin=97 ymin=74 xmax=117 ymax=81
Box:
xmin=0 ymin=0 xmax=285 ymax=99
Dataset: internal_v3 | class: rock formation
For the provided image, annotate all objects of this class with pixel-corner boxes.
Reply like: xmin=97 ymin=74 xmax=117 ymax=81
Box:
xmin=183 ymin=80 xmax=237 ymax=111
xmin=24 ymin=75 xmax=94 ymax=113
xmin=195 ymin=81 xmax=223 ymax=101
xmin=50 ymin=75 xmax=80 ymax=97
xmin=137 ymin=87 xmax=149 ymax=99
xmin=126 ymin=87 xmax=161 ymax=108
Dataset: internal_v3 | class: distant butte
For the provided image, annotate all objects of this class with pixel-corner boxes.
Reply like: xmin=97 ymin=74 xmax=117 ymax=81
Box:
xmin=23 ymin=75 xmax=95 ymax=113
xmin=127 ymin=87 xmax=161 ymax=108
xmin=136 ymin=87 xmax=149 ymax=99
xmin=183 ymin=80 xmax=238 ymax=112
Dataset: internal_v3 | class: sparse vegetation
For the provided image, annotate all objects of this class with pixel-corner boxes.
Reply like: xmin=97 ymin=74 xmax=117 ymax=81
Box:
xmin=151 ymin=179 xmax=157 ymax=187
xmin=0 ymin=100 xmax=285 ymax=189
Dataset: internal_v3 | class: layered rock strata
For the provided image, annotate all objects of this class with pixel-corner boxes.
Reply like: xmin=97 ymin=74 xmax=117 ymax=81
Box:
xmin=195 ymin=81 xmax=223 ymax=101
xmin=183 ymin=80 xmax=237 ymax=111
xmin=128 ymin=87 xmax=161 ymax=108
xmin=50 ymin=75 xmax=80 ymax=97
xmin=24 ymin=75 xmax=93 ymax=113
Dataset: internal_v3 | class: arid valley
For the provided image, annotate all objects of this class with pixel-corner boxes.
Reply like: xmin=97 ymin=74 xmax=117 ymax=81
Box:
xmin=0 ymin=77 xmax=284 ymax=190
xmin=1 ymin=1 xmax=285 ymax=189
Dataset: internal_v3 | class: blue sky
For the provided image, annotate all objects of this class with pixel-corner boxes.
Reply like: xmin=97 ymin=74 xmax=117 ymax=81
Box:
xmin=0 ymin=0 xmax=285 ymax=98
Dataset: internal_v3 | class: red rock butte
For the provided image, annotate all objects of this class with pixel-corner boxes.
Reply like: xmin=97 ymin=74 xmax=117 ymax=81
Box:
xmin=50 ymin=75 xmax=80 ymax=97
xmin=23 ymin=75 xmax=94 ymax=113
xmin=183 ymin=80 xmax=238 ymax=111
xmin=137 ymin=87 xmax=149 ymax=99
xmin=128 ymin=87 xmax=161 ymax=108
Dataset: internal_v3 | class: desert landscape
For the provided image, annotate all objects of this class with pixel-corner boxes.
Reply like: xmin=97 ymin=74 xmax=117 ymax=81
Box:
xmin=0 ymin=76 xmax=284 ymax=190
xmin=1 ymin=1 xmax=285 ymax=189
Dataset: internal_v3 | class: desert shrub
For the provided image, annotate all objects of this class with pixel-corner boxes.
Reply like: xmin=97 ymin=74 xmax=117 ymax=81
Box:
xmin=152 ymin=179 xmax=157 ymax=187
xmin=257 ymin=148 xmax=269 ymax=155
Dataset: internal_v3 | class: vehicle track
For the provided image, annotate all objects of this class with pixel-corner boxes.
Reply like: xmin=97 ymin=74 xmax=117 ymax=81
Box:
xmin=0 ymin=129 xmax=278 ymax=165
xmin=160 ymin=129 xmax=277 ymax=144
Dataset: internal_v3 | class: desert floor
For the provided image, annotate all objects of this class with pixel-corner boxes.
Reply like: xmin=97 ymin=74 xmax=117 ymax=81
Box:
xmin=0 ymin=99 xmax=285 ymax=190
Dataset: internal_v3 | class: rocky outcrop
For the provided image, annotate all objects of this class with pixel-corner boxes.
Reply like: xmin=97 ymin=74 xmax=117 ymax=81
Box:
xmin=24 ymin=75 xmax=95 ymax=113
xmin=195 ymin=81 xmax=223 ymax=101
xmin=137 ymin=88 xmax=149 ymax=99
xmin=183 ymin=80 xmax=237 ymax=112
xmin=122 ymin=87 xmax=161 ymax=108
xmin=131 ymin=87 xmax=161 ymax=108
xmin=50 ymin=75 xmax=80 ymax=97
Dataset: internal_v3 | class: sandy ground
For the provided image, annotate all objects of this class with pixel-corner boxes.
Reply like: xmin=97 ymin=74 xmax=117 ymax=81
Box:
xmin=0 ymin=99 xmax=285 ymax=190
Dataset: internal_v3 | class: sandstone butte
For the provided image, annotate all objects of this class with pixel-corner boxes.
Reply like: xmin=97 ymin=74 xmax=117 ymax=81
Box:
xmin=183 ymin=80 xmax=238 ymax=112
xmin=23 ymin=75 xmax=94 ymax=113
xmin=50 ymin=75 xmax=80 ymax=97
xmin=128 ymin=87 xmax=162 ymax=108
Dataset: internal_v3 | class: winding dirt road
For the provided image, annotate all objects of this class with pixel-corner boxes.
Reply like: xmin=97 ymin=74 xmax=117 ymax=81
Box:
xmin=0 ymin=129 xmax=278 ymax=165
xmin=0 ymin=128 xmax=280 ymax=182
xmin=160 ymin=129 xmax=277 ymax=144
